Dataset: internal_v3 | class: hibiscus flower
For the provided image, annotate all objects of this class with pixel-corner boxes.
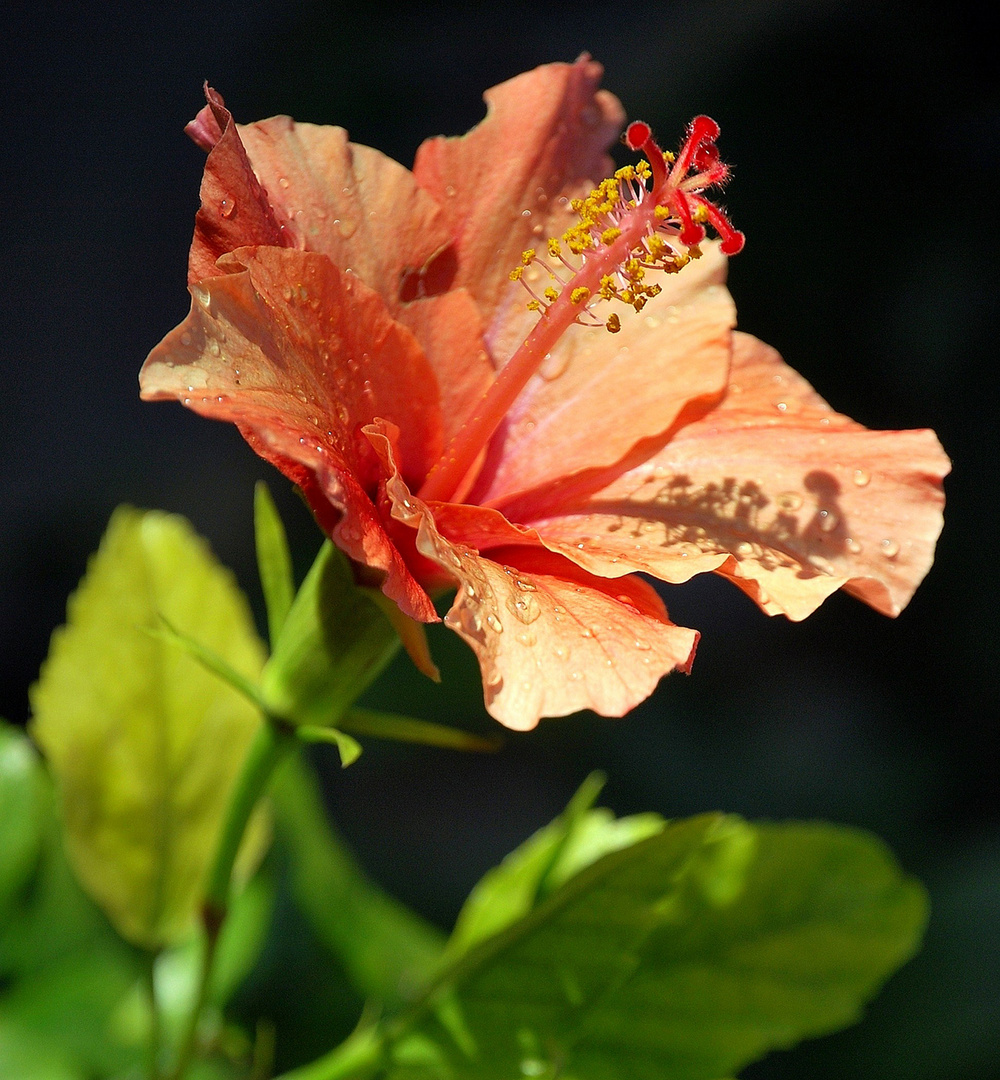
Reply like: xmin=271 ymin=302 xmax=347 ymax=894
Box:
xmin=140 ymin=58 xmax=949 ymax=731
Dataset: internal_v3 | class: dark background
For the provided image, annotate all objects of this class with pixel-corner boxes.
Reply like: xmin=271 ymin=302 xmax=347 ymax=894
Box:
xmin=2 ymin=2 xmax=997 ymax=1077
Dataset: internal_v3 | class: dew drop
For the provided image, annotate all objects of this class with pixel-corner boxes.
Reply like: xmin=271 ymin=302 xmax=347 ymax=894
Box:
xmin=736 ymin=541 xmax=754 ymax=556
xmin=278 ymin=176 xmax=290 ymax=189
xmin=570 ymin=671 xmax=583 ymax=681
xmin=581 ymin=628 xmax=594 ymax=639
xmin=644 ymin=314 xmax=661 ymax=329
xmin=845 ymin=537 xmax=863 ymax=554
xmin=774 ymin=400 xmax=788 ymax=413
xmin=208 ymin=338 xmax=221 ymax=357
xmin=220 ymin=197 xmax=236 ymax=218
xmin=817 ymin=508 xmax=839 ymax=532
xmin=180 ymin=331 xmax=192 ymax=346
xmin=514 ymin=577 xmax=537 ymax=592
xmin=282 ymin=284 xmax=294 ymax=302
xmin=633 ymin=638 xmax=651 ymax=651
xmin=880 ymin=538 xmax=900 ymax=558
xmin=852 ymin=468 xmax=871 ymax=487
xmin=520 ymin=1059 xmax=547 ymax=1077
xmin=444 ymin=185 xmax=457 ymax=197
xmin=776 ymin=491 xmax=803 ymax=512
xmin=486 ymin=614 xmax=504 ymax=634
xmin=465 ymin=583 xmax=477 ymax=598
xmin=521 ymin=209 xmax=532 ymax=218
xmin=516 ymin=631 xmax=536 ymax=647
xmin=554 ymin=645 xmax=569 ymax=660
xmin=539 ymin=351 xmax=569 ymax=381
xmin=337 ymin=218 xmax=357 ymax=239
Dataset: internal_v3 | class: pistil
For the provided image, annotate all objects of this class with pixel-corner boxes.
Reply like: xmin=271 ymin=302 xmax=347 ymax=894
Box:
xmin=417 ymin=117 xmax=743 ymax=506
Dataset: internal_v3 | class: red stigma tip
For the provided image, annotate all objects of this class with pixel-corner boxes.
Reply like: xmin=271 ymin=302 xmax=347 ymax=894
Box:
xmin=625 ymin=121 xmax=651 ymax=150
xmin=688 ymin=115 xmax=720 ymax=142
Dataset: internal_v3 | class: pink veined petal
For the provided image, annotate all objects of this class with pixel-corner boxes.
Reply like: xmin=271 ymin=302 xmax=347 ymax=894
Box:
xmin=513 ymin=333 xmax=950 ymax=620
xmin=365 ymin=426 xmax=698 ymax=730
xmin=413 ymin=56 xmax=625 ymax=324
xmin=472 ymin=244 xmax=736 ymax=507
xmin=139 ymin=246 xmax=445 ymax=622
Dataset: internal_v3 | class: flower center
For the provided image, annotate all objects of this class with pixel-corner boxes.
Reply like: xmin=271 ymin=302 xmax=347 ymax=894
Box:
xmin=417 ymin=117 xmax=743 ymax=505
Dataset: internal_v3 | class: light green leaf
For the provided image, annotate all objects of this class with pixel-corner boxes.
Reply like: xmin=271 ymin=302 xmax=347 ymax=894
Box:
xmin=254 ymin=481 xmax=295 ymax=648
xmin=29 ymin=507 xmax=269 ymax=949
xmin=0 ymin=722 xmax=47 ymax=921
xmin=339 ymin=708 xmax=501 ymax=753
xmin=261 ymin=541 xmax=401 ymax=729
xmin=377 ymin=815 xmax=926 ymax=1080
xmin=271 ymin=754 xmax=445 ymax=1008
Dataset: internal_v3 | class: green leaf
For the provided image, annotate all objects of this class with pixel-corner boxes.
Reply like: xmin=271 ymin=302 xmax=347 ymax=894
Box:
xmin=271 ymin=753 xmax=445 ymax=1009
xmin=29 ymin=506 xmax=270 ymax=949
xmin=254 ymin=481 xmax=295 ymax=648
xmin=378 ymin=814 xmax=926 ymax=1080
xmin=445 ymin=774 xmax=663 ymax=962
xmin=261 ymin=541 xmax=401 ymax=729
xmin=339 ymin=708 xmax=501 ymax=753
xmin=0 ymin=722 xmax=47 ymax=921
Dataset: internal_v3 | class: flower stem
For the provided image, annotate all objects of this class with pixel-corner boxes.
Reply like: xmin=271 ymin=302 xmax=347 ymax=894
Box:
xmin=145 ymin=950 xmax=162 ymax=1080
xmin=169 ymin=717 xmax=297 ymax=1080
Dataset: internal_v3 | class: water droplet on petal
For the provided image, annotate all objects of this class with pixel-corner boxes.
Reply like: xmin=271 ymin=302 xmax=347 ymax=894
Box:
xmin=208 ymin=338 xmax=221 ymax=357
xmin=845 ymin=537 xmax=863 ymax=554
xmin=180 ymin=331 xmax=192 ymax=346
xmin=220 ymin=197 xmax=236 ymax=218
xmin=444 ymin=184 xmax=456 ymax=197
xmin=486 ymin=614 xmax=503 ymax=633
xmin=774 ymin=400 xmax=788 ymax=413
xmin=736 ymin=541 xmax=754 ymax=556
xmin=818 ymin=509 xmax=839 ymax=532
xmin=880 ymin=538 xmax=900 ymax=558
xmin=852 ymin=468 xmax=871 ymax=487
xmin=278 ymin=176 xmax=290 ymax=189
xmin=516 ymin=631 xmax=536 ymax=647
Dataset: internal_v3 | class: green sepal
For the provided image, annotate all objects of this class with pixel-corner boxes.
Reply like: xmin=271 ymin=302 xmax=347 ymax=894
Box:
xmin=254 ymin=481 xmax=295 ymax=648
xmin=261 ymin=541 xmax=401 ymax=730
xmin=339 ymin=708 xmax=501 ymax=753
xmin=296 ymin=725 xmax=364 ymax=767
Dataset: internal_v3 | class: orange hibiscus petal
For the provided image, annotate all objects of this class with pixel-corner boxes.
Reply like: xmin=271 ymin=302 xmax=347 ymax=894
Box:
xmin=236 ymin=117 xmax=454 ymax=308
xmin=473 ymin=245 xmax=736 ymax=505
xmin=515 ymin=333 xmax=949 ymax=620
xmin=195 ymin=103 xmax=495 ymax=436
xmin=393 ymin=289 xmax=494 ymax=443
xmin=365 ymin=428 xmax=697 ymax=730
xmin=140 ymin=246 xmax=445 ymax=621
xmin=186 ymin=88 xmax=289 ymax=286
xmin=413 ymin=56 xmax=624 ymax=322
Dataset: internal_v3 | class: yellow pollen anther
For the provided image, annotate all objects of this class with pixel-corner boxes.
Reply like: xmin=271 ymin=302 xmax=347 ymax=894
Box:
xmin=521 ymin=249 xmax=536 ymax=265
xmin=544 ymin=286 xmax=559 ymax=302
xmin=570 ymin=286 xmax=591 ymax=305
xmin=547 ymin=238 xmax=561 ymax=257
xmin=606 ymin=313 xmax=621 ymax=333
xmin=509 ymin=266 xmax=524 ymax=281
xmin=601 ymin=227 xmax=622 ymax=244
xmin=662 ymin=150 xmax=675 ymax=163
xmin=654 ymin=205 xmax=670 ymax=221
xmin=692 ymin=204 xmax=709 ymax=224
xmin=526 ymin=299 xmax=541 ymax=311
